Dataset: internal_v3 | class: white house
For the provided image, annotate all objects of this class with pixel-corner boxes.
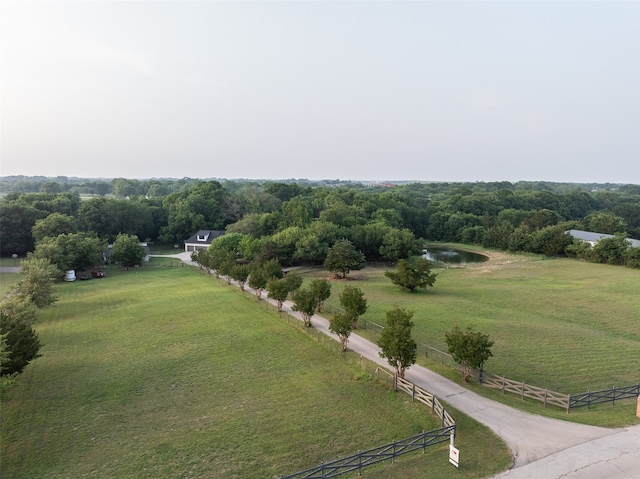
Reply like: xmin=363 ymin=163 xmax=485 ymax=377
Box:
xmin=184 ymin=230 xmax=225 ymax=252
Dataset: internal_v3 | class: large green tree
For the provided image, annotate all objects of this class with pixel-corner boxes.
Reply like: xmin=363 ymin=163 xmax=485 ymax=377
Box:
xmin=266 ymin=278 xmax=291 ymax=312
xmin=384 ymin=257 xmax=437 ymax=292
xmin=33 ymin=233 xmax=104 ymax=275
xmin=110 ymin=234 xmax=145 ymax=267
xmin=160 ymin=181 xmax=236 ymax=243
xmin=31 ymin=213 xmax=78 ymax=243
xmin=324 ymin=239 xmax=365 ymax=278
xmin=377 ymin=306 xmax=417 ymax=379
xmin=445 ymin=326 xmax=494 ymax=383
xmin=11 ymin=257 xmax=58 ymax=308
xmin=379 ymin=228 xmax=420 ymax=261
xmin=0 ymin=311 xmax=41 ymax=376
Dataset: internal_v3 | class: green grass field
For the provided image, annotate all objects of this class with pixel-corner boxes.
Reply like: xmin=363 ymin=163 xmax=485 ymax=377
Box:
xmin=1 ymin=266 xmax=510 ymax=479
xmin=308 ymin=251 xmax=640 ymax=395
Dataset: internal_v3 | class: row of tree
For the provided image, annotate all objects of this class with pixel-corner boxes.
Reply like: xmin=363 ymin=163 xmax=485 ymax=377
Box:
xmin=2 ymin=181 xmax=639 ymax=270
xmin=1 ymin=256 xmax=59 ymax=380
xmin=192 ymin=237 xmax=488 ymax=382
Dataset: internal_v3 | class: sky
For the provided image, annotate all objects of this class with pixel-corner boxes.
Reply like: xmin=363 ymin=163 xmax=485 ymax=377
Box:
xmin=1 ymin=1 xmax=639 ymax=184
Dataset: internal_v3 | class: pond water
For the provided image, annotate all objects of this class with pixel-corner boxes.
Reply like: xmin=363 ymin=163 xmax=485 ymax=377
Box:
xmin=422 ymin=247 xmax=489 ymax=265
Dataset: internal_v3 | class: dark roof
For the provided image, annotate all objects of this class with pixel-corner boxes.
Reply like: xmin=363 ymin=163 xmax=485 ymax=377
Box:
xmin=184 ymin=230 xmax=225 ymax=246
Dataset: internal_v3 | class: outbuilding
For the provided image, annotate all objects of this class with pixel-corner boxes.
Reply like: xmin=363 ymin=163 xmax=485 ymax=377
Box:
xmin=184 ymin=230 xmax=225 ymax=252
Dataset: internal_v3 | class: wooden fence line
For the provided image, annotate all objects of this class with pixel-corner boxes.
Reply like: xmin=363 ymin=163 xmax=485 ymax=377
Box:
xmin=568 ymin=383 xmax=640 ymax=410
xmin=279 ymin=427 xmax=455 ymax=479
xmin=354 ymin=314 xmax=639 ymax=412
xmin=477 ymin=371 xmax=570 ymax=410
xmin=396 ymin=376 xmax=456 ymax=428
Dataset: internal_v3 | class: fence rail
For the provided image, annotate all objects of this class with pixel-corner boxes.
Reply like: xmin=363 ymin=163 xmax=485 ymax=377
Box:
xmin=395 ymin=376 xmax=456 ymax=428
xmin=569 ymin=384 xmax=640 ymax=409
xmin=477 ymin=371 xmax=570 ymax=409
xmin=279 ymin=427 xmax=455 ymax=479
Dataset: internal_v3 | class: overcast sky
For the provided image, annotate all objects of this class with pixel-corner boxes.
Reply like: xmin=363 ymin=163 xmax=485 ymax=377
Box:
xmin=2 ymin=1 xmax=639 ymax=183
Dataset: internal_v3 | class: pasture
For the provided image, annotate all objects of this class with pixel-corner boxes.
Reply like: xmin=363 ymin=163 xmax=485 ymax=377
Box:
xmin=1 ymin=265 xmax=510 ymax=479
xmin=315 ymin=251 xmax=640 ymax=395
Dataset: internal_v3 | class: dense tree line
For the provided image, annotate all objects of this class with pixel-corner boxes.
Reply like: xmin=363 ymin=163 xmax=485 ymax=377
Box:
xmin=2 ymin=180 xmax=639 ymax=268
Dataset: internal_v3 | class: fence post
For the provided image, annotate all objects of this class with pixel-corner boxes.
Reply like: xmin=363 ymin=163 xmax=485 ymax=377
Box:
xmin=502 ymin=376 xmax=505 ymax=394
xmin=521 ymin=381 xmax=525 ymax=400
xmin=441 ymin=406 xmax=445 ymax=427
xmin=612 ymin=386 xmax=616 ymax=406
xmin=392 ymin=440 xmax=396 ymax=464
xmin=358 ymin=450 xmax=362 ymax=476
xmin=394 ymin=373 xmax=398 ymax=392
xmin=567 ymin=394 xmax=571 ymax=414
xmin=544 ymin=389 xmax=548 ymax=408
xmin=587 ymin=390 xmax=591 ymax=410
xmin=412 ymin=384 xmax=416 ymax=402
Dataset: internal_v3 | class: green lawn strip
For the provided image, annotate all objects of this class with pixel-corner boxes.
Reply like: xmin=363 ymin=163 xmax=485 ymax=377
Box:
xmin=314 ymin=258 xmax=639 ymax=394
xmin=0 ymin=271 xmax=21 ymax=297
xmin=0 ymin=257 xmax=25 ymax=267
xmin=1 ymin=267 xmax=512 ymax=479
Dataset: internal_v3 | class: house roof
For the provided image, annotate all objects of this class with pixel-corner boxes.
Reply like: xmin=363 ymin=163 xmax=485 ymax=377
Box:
xmin=184 ymin=230 xmax=225 ymax=246
xmin=565 ymin=229 xmax=640 ymax=248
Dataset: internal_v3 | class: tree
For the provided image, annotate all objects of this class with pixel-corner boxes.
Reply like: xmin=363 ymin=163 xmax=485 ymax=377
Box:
xmin=160 ymin=181 xmax=236 ymax=243
xmin=284 ymin=273 xmax=303 ymax=299
xmin=110 ymin=234 xmax=145 ymax=267
xmin=329 ymin=312 xmax=353 ymax=351
xmin=0 ymin=201 xmax=46 ymax=255
xmin=0 ymin=310 xmax=41 ymax=376
xmin=384 ymin=257 xmax=437 ymax=292
xmin=191 ymin=249 xmax=213 ymax=274
xmin=230 ymin=264 xmax=251 ymax=290
xmin=266 ymin=278 xmax=291 ymax=312
xmin=248 ymin=265 xmax=268 ymax=299
xmin=292 ymin=288 xmax=317 ymax=327
xmin=324 ymin=239 xmax=366 ymax=278
xmin=584 ymin=212 xmax=627 ymax=235
xmin=445 ymin=326 xmax=494 ymax=383
xmin=33 ymin=232 xmax=104 ymax=275
xmin=0 ymin=296 xmax=38 ymax=326
xmin=261 ymin=258 xmax=284 ymax=280
xmin=379 ymin=228 xmax=420 ymax=261
xmin=31 ymin=213 xmax=78 ymax=243
xmin=339 ymin=285 xmax=367 ymax=329
xmin=11 ymin=256 xmax=58 ymax=308
xmin=309 ymin=279 xmax=331 ymax=313
xmin=377 ymin=306 xmax=417 ymax=379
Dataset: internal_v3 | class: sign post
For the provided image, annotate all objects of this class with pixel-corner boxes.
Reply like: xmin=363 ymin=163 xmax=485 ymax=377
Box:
xmin=449 ymin=433 xmax=459 ymax=468
xmin=449 ymin=445 xmax=459 ymax=468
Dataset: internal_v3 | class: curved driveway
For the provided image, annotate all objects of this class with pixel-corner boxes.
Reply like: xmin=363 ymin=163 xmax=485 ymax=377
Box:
xmin=168 ymin=253 xmax=640 ymax=478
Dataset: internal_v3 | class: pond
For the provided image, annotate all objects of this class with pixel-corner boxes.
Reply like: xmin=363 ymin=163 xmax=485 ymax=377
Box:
xmin=422 ymin=247 xmax=489 ymax=265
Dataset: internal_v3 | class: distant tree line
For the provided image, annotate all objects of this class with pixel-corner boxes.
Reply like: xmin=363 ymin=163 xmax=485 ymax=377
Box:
xmin=1 ymin=179 xmax=639 ymax=269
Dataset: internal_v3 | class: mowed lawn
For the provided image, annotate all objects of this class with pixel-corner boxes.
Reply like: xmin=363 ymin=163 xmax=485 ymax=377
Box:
xmin=1 ymin=266 xmax=509 ymax=479
xmin=319 ymin=255 xmax=640 ymax=394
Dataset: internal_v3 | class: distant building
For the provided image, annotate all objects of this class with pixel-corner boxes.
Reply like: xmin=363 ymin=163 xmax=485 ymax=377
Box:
xmin=184 ymin=230 xmax=225 ymax=252
xmin=565 ymin=229 xmax=640 ymax=248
